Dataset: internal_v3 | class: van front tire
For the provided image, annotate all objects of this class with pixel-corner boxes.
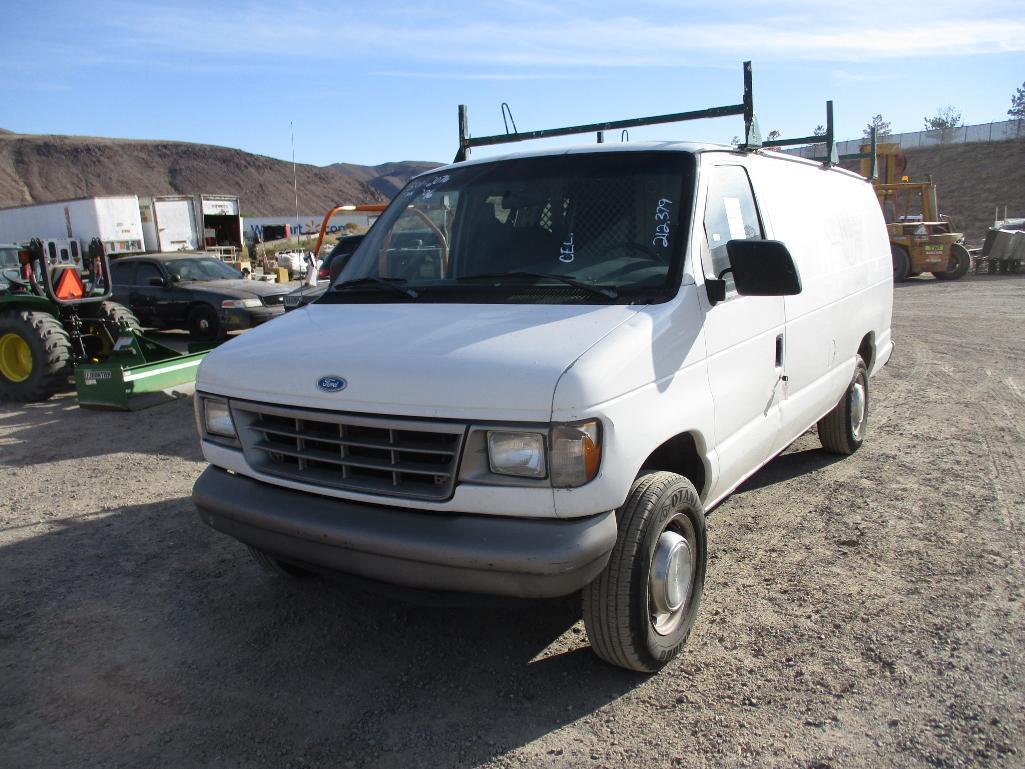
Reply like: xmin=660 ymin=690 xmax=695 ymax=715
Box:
xmin=583 ymin=472 xmax=706 ymax=673
xmin=247 ymin=545 xmax=316 ymax=579
xmin=818 ymin=356 xmax=868 ymax=455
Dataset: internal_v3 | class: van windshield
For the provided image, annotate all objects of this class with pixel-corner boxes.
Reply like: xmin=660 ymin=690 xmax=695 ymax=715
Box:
xmin=327 ymin=151 xmax=695 ymax=304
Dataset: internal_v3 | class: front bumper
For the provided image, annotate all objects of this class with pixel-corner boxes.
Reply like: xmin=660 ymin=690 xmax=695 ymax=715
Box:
xmin=220 ymin=305 xmax=285 ymax=331
xmin=192 ymin=467 xmax=617 ymax=598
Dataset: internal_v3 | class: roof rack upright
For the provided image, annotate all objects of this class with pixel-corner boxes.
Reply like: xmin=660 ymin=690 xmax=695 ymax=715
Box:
xmin=453 ymin=61 xmax=762 ymax=163
xmin=760 ymin=101 xmax=878 ymax=179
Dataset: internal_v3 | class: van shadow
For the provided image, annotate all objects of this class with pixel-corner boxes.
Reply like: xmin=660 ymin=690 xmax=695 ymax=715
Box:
xmin=0 ymin=392 xmax=203 ymax=467
xmin=1 ymin=498 xmax=644 ymax=768
xmin=734 ymin=447 xmax=843 ymax=494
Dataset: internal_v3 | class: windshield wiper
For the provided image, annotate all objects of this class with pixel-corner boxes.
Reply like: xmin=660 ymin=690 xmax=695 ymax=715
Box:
xmin=332 ymin=276 xmax=419 ymax=299
xmin=457 ymin=271 xmax=618 ymax=299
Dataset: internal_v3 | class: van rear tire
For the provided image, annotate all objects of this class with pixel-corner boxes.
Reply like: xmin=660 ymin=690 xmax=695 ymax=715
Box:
xmin=818 ymin=356 xmax=868 ymax=455
xmin=583 ymin=472 xmax=706 ymax=673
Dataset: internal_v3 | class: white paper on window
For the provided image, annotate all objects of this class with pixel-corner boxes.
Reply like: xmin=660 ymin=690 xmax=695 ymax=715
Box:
xmin=723 ymin=197 xmax=746 ymax=240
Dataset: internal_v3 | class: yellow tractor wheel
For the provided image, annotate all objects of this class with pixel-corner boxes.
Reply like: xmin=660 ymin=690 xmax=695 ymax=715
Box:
xmin=0 ymin=310 xmax=73 ymax=402
xmin=0 ymin=332 xmax=33 ymax=382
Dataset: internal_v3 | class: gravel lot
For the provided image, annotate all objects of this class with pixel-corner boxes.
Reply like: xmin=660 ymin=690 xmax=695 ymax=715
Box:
xmin=2 ymin=275 xmax=1023 ymax=769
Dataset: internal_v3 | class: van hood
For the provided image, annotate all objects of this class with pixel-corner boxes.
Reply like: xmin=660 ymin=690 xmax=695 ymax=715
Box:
xmin=196 ymin=302 xmax=641 ymax=421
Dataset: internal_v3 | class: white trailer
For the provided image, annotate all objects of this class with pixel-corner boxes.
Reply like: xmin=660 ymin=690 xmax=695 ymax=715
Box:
xmin=139 ymin=196 xmax=199 ymax=252
xmin=139 ymin=194 xmax=243 ymax=254
xmin=0 ymin=196 xmax=145 ymax=254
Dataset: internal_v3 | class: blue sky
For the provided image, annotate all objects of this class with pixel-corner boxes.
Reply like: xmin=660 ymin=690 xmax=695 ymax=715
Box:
xmin=2 ymin=1 xmax=1023 ymax=167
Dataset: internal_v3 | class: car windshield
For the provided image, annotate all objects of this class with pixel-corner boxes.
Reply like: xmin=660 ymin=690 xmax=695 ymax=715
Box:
xmin=0 ymin=247 xmax=20 ymax=269
xmin=167 ymin=258 xmax=242 ymax=281
xmin=328 ymin=151 xmax=695 ymax=304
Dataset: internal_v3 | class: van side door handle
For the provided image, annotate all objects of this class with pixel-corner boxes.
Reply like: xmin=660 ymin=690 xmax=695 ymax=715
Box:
xmin=774 ymin=333 xmax=788 ymax=380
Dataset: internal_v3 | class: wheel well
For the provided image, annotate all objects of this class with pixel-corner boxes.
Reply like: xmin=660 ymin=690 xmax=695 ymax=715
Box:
xmin=858 ymin=333 xmax=874 ymax=372
xmin=639 ymin=432 xmax=707 ymax=498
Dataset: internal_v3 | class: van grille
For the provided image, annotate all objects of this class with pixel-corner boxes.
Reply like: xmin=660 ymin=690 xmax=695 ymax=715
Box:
xmin=231 ymin=402 xmax=465 ymax=501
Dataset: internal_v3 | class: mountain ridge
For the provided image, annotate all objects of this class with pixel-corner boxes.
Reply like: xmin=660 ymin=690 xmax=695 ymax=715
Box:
xmin=0 ymin=129 xmax=440 ymax=215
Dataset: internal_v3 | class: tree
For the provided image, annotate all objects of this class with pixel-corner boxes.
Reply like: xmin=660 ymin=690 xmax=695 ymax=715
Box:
xmin=766 ymin=129 xmax=782 ymax=141
xmin=864 ymin=114 xmax=890 ymax=139
xmin=1009 ymin=81 xmax=1025 ymax=120
xmin=923 ymin=106 xmax=962 ymax=131
xmin=813 ymin=124 xmax=826 ymax=136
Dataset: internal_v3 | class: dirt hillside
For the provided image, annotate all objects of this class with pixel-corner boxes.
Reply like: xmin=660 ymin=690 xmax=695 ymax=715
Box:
xmin=0 ymin=130 xmax=439 ymax=215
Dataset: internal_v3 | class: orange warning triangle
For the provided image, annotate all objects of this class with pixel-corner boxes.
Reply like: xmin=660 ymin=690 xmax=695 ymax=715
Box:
xmin=54 ymin=269 xmax=85 ymax=300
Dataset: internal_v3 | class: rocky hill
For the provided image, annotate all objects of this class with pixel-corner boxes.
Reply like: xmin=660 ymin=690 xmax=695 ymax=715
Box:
xmin=0 ymin=130 xmax=439 ymax=215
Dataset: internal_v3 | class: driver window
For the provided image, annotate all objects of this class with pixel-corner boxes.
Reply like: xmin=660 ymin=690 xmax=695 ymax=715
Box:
xmin=702 ymin=165 xmax=763 ymax=293
xmin=135 ymin=263 xmax=163 ymax=286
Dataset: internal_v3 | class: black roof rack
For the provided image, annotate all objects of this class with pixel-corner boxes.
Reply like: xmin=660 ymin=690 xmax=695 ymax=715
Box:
xmin=452 ymin=62 xmax=877 ymax=179
xmin=454 ymin=61 xmax=762 ymax=163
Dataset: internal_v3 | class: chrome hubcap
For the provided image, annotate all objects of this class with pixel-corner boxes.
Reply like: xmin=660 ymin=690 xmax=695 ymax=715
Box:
xmin=649 ymin=525 xmax=694 ymax=636
xmin=850 ymin=379 xmax=866 ymax=440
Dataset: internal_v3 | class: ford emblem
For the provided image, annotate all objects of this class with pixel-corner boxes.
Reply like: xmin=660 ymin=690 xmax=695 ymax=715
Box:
xmin=317 ymin=376 xmax=347 ymax=392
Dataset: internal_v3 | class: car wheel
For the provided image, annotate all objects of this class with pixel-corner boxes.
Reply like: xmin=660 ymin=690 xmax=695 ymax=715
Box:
xmin=583 ymin=471 xmax=707 ymax=673
xmin=817 ymin=355 xmax=868 ymax=455
xmin=187 ymin=304 xmax=222 ymax=341
xmin=0 ymin=310 xmax=73 ymax=402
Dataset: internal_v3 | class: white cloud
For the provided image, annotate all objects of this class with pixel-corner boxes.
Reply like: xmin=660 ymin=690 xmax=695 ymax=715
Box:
xmin=99 ymin=2 xmax=1025 ymax=67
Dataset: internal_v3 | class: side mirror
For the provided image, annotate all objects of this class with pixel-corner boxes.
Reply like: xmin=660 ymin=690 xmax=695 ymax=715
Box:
xmin=149 ymin=276 xmax=167 ymax=288
xmin=329 ymin=252 xmax=355 ymax=284
xmin=724 ymin=240 xmax=802 ymax=297
xmin=169 ymin=273 xmax=181 ymax=283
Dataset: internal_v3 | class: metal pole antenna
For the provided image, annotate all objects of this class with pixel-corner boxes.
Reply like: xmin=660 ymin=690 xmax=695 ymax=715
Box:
xmin=291 ymin=121 xmax=301 ymax=250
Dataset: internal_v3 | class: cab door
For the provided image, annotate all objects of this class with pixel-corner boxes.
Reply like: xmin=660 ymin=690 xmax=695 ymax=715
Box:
xmin=698 ymin=162 xmax=785 ymax=498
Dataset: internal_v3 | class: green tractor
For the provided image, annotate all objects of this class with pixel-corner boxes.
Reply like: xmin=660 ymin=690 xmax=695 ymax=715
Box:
xmin=0 ymin=238 xmax=140 ymax=402
xmin=1 ymin=239 xmax=212 ymax=408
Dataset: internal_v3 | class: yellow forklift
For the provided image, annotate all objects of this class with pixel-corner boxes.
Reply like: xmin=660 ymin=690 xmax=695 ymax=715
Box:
xmin=862 ymin=143 xmax=970 ymax=281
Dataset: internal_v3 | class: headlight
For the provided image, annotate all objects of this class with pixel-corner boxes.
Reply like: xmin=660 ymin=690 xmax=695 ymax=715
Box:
xmin=221 ymin=298 xmax=262 ymax=309
xmin=203 ymin=398 xmax=237 ymax=439
xmin=487 ymin=431 xmax=546 ymax=478
xmin=550 ymin=420 xmax=602 ymax=488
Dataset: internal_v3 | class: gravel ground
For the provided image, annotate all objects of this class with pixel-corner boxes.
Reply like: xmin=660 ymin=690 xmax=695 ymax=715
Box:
xmin=2 ymin=275 xmax=1024 ymax=769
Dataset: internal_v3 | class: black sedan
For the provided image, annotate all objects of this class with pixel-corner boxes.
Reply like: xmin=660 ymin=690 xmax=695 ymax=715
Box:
xmin=110 ymin=254 xmax=290 ymax=340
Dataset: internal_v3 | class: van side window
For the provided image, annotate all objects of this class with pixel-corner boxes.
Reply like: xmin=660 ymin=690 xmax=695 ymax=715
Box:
xmin=703 ymin=166 xmax=763 ymax=292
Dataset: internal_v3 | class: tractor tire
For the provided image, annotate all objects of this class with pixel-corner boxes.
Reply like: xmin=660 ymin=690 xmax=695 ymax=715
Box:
xmin=933 ymin=243 xmax=971 ymax=281
xmin=80 ymin=301 xmax=143 ymax=360
xmin=891 ymin=243 xmax=910 ymax=282
xmin=583 ymin=471 xmax=706 ymax=673
xmin=0 ymin=310 xmax=73 ymax=402
xmin=187 ymin=304 xmax=222 ymax=342
xmin=97 ymin=301 xmax=141 ymax=332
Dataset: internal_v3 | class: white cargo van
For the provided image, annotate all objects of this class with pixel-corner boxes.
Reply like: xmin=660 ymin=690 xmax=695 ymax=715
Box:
xmin=191 ymin=88 xmax=893 ymax=672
